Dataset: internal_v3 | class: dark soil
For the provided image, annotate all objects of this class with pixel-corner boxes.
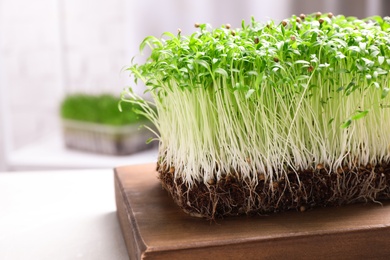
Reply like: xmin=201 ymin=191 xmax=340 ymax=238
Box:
xmin=157 ymin=162 xmax=390 ymax=219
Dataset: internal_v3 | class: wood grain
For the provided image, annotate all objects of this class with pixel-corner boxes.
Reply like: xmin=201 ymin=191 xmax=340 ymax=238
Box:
xmin=115 ymin=163 xmax=390 ymax=260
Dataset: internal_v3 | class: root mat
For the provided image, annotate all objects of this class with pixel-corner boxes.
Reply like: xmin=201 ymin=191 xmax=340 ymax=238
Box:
xmin=115 ymin=163 xmax=390 ymax=260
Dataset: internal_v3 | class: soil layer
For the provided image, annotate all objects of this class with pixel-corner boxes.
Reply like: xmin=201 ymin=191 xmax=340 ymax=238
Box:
xmin=157 ymin=162 xmax=390 ymax=219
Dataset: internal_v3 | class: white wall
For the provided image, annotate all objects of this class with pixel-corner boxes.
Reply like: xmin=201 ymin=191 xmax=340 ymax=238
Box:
xmin=0 ymin=0 xmax=387 ymax=154
xmin=0 ymin=0 xmax=130 ymax=149
xmin=0 ymin=50 xmax=10 ymax=171
xmin=0 ymin=59 xmax=6 ymax=170
xmin=0 ymin=0 xmax=62 ymax=149
xmin=0 ymin=0 xmax=9 ymax=171
xmin=0 ymin=58 xmax=7 ymax=170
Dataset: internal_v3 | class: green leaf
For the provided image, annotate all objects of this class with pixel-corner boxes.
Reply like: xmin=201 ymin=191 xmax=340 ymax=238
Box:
xmin=214 ymin=68 xmax=228 ymax=77
xmin=162 ymin=31 xmax=177 ymax=39
xmin=348 ymin=46 xmax=361 ymax=53
xmin=276 ymin=41 xmax=284 ymax=50
xmin=370 ymin=50 xmax=380 ymax=58
xmin=194 ymin=59 xmax=210 ymax=70
xmin=310 ymin=33 xmax=317 ymax=43
xmin=375 ymin=68 xmax=388 ymax=75
xmin=341 ymin=119 xmax=352 ymax=129
xmin=319 ymin=63 xmax=330 ymax=68
xmin=335 ymin=52 xmax=346 ymax=60
xmin=246 ymin=71 xmax=258 ymax=76
xmin=235 ymin=82 xmax=244 ymax=89
xmin=245 ymin=89 xmax=255 ymax=99
xmin=378 ymin=56 xmax=385 ymax=65
xmin=359 ymin=42 xmax=367 ymax=51
xmin=361 ymin=58 xmax=374 ymax=66
xmin=344 ymin=81 xmax=357 ymax=96
xmin=146 ymin=137 xmax=154 ymax=144
xmin=351 ymin=110 xmax=369 ymax=120
xmin=139 ymin=36 xmax=161 ymax=52
xmin=382 ymin=88 xmax=390 ymax=99
xmin=294 ymin=60 xmax=310 ymax=65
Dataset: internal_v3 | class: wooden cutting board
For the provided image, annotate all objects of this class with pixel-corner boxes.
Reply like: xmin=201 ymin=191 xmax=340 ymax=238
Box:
xmin=114 ymin=163 xmax=390 ymax=260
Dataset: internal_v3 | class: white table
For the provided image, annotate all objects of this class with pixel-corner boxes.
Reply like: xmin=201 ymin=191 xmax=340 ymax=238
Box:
xmin=0 ymin=169 xmax=129 ymax=259
xmin=6 ymin=133 xmax=158 ymax=171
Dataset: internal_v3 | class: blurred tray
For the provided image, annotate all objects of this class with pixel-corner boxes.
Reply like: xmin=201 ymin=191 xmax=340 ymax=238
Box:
xmin=62 ymin=119 xmax=154 ymax=155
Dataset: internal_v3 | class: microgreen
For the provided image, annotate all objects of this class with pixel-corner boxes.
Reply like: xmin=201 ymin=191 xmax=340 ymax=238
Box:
xmin=61 ymin=93 xmax=147 ymax=126
xmin=122 ymin=13 xmax=390 ymax=186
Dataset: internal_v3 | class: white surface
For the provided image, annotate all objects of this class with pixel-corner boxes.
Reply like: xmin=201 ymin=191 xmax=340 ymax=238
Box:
xmin=7 ymin=133 xmax=158 ymax=171
xmin=0 ymin=169 xmax=128 ymax=260
xmin=0 ymin=27 xmax=12 ymax=172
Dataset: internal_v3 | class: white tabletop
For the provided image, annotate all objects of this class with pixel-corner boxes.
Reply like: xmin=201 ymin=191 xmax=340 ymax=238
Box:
xmin=7 ymin=133 xmax=158 ymax=171
xmin=0 ymin=169 xmax=129 ymax=260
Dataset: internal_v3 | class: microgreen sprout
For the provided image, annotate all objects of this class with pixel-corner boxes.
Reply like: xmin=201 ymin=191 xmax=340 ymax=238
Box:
xmin=122 ymin=13 xmax=390 ymax=218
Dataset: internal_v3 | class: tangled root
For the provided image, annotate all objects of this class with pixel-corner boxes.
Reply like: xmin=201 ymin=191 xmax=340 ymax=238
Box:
xmin=157 ymin=162 xmax=390 ymax=219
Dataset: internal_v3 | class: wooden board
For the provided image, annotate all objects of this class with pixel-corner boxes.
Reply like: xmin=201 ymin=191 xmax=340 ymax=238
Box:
xmin=115 ymin=163 xmax=390 ymax=260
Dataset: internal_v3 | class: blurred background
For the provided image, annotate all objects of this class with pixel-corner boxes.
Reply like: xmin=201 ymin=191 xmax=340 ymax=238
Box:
xmin=0 ymin=0 xmax=389 ymax=171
